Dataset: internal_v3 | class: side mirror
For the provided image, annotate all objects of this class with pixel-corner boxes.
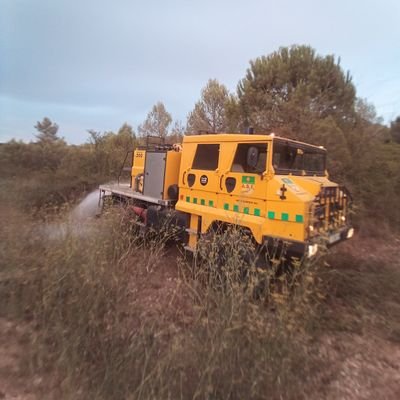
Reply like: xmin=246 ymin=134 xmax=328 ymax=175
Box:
xmin=246 ymin=146 xmax=259 ymax=169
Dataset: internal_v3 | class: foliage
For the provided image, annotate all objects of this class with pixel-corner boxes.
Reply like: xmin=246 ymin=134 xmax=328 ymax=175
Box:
xmin=390 ymin=116 xmax=400 ymax=143
xmin=168 ymin=119 xmax=185 ymax=143
xmin=34 ymin=117 xmax=62 ymax=144
xmin=356 ymin=98 xmax=382 ymax=125
xmin=138 ymin=101 xmax=172 ymax=138
xmin=0 ymin=121 xmax=137 ymax=212
xmin=88 ymin=123 xmax=136 ymax=178
xmin=235 ymin=45 xmax=356 ymax=140
xmin=187 ymin=79 xmax=230 ymax=133
xmin=349 ymin=141 xmax=400 ymax=229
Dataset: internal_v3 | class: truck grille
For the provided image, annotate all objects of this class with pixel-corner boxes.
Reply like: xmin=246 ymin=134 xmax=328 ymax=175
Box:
xmin=312 ymin=186 xmax=352 ymax=232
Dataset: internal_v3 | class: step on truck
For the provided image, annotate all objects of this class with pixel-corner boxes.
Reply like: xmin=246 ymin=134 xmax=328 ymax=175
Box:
xmin=99 ymin=132 xmax=354 ymax=262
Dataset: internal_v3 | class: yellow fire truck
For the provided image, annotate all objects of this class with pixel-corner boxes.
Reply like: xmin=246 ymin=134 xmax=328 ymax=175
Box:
xmin=99 ymin=132 xmax=353 ymax=260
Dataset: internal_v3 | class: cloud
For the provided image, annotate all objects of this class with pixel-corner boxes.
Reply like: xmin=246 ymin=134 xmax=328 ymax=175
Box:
xmin=1 ymin=0 xmax=400 ymax=143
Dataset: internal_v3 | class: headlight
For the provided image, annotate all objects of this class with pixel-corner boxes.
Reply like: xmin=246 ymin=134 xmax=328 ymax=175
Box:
xmin=307 ymin=244 xmax=318 ymax=257
xmin=346 ymin=228 xmax=354 ymax=239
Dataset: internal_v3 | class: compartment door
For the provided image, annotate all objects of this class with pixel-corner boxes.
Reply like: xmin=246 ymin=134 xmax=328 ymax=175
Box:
xmin=143 ymin=152 xmax=166 ymax=199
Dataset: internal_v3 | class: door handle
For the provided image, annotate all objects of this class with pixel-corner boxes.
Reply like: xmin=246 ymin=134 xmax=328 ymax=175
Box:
xmin=219 ymin=170 xmax=231 ymax=190
xmin=182 ymin=169 xmax=190 ymax=185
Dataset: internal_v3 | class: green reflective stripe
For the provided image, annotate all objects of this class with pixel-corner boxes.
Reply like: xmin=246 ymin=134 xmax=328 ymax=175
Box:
xmin=241 ymin=176 xmax=255 ymax=184
xmin=268 ymin=211 xmax=275 ymax=219
xmin=268 ymin=211 xmax=301 ymax=222
xmin=185 ymin=196 xmax=303 ymax=222
xmin=295 ymin=214 xmax=304 ymax=223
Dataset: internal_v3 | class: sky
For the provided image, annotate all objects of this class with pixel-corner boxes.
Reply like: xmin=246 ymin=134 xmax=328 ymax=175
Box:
xmin=1 ymin=0 xmax=400 ymax=144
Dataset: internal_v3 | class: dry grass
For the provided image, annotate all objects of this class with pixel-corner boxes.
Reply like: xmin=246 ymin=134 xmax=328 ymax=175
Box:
xmin=317 ymin=242 xmax=400 ymax=343
xmin=2 ymin=203 xmax=399 ymax=400
xmin=0 ymin=207 xmax=330 ymax=400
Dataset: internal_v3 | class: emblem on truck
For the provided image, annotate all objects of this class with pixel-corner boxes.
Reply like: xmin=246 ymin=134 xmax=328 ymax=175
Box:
xmin=200 ymin=175 xmax=208 ymax=185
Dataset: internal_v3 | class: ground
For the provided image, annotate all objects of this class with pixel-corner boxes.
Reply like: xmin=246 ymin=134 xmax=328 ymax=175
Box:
xmin=0 ymin=234 xmax=399 ymax=399
xmin=0 ymin=318 xmax=36 ymax=400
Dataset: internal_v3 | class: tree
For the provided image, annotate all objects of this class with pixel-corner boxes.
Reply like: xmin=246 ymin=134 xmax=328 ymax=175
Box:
xmin=354 ymin=98 xmax=389 ymax=142
xmin=355 ymin=98 xmax=381 ymax=124
xmin=33 ymin=117 xmax=66 ymax=171
xmin=86 ymin=124 xmax=137 ymax=178
xmin=34 ymin=117 xmax=61 ymax=143
xmin=308 ymin=117 xmax=352 ymax=180
xmin=187 ymin=79 xmax=229 ymax=134
xmin=169 ymin=120 xmax=185 ymax=143
xmin=236 ymin=45 xmax=357 ymax=141
xmin=116 ymin=123 xmax=136 ymax=149
xmin=138 ymin=102 xmax=172 ymax=138
xmin=118 ymin=122 xmax=136 ymax=138
xmin=390 ymin=116 xmax=400 ymax=143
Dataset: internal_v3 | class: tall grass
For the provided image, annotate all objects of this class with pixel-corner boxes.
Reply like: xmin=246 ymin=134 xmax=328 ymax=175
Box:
xmin=1 ymin=208 xmax=327 ymax=399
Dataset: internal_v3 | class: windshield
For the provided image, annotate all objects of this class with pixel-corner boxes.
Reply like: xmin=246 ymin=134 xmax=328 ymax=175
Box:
xmin=272 ymin=140 xmax=326 ymax=176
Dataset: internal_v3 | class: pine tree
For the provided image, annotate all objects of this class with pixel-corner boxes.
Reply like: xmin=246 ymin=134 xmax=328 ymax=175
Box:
xmin=187 ymin=79 xmax=229 ymax=134
xmin=236 ymin=45 xmax=356 ymax=140
xmin=34 ymin=117 xmax=61 ymax=143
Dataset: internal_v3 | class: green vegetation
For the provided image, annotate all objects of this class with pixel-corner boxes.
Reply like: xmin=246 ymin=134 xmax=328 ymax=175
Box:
xmin=0 ymin=119 xmax=136 ymax=212
xmin=186 ymin=79 xmax=230 ymax=134
xmin=235 ymin=45 xmax=357 ymax=137
xmin=138 ymin=102 xmax=173 ymax=139
xmin=0 ymin=44 xmax=399 ymax=398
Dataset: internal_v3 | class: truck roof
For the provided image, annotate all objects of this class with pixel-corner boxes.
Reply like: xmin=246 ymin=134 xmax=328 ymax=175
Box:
xmin=182 ymin=133 xmax=325 ymax=151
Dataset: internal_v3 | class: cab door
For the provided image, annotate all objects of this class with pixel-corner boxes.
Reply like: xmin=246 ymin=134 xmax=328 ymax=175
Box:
xmin=180 ymin=143 xmax=221 ymax=207
xmin=218 ymin=142 xmax=269 ymax=219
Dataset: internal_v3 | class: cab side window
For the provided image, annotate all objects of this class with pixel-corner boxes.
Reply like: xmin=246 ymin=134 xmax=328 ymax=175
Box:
xmin=192 ymin=144 xmax=220 ymax=170
xmin=231 ymin=143 xmax=268 ymax=173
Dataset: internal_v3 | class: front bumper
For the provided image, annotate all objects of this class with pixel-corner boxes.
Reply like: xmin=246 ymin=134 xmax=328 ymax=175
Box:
xmin=308 ymin=225 xmax=354 ymax=257
xmin=326 ymin=225 xmax=354 ymax=247
xmin=262 ymin=225 xmax=354 ymax=260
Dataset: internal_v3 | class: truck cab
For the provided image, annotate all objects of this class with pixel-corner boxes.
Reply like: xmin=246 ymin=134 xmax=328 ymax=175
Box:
xmin=176 ymin=133 xmax=353 ymax=258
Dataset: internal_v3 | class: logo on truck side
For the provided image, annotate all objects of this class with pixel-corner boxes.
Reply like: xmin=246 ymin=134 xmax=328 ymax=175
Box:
xmin=241 ymin=175 xmax=255 ymax=194
xmin=200 ymin=175 xmax=208 ymax=185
